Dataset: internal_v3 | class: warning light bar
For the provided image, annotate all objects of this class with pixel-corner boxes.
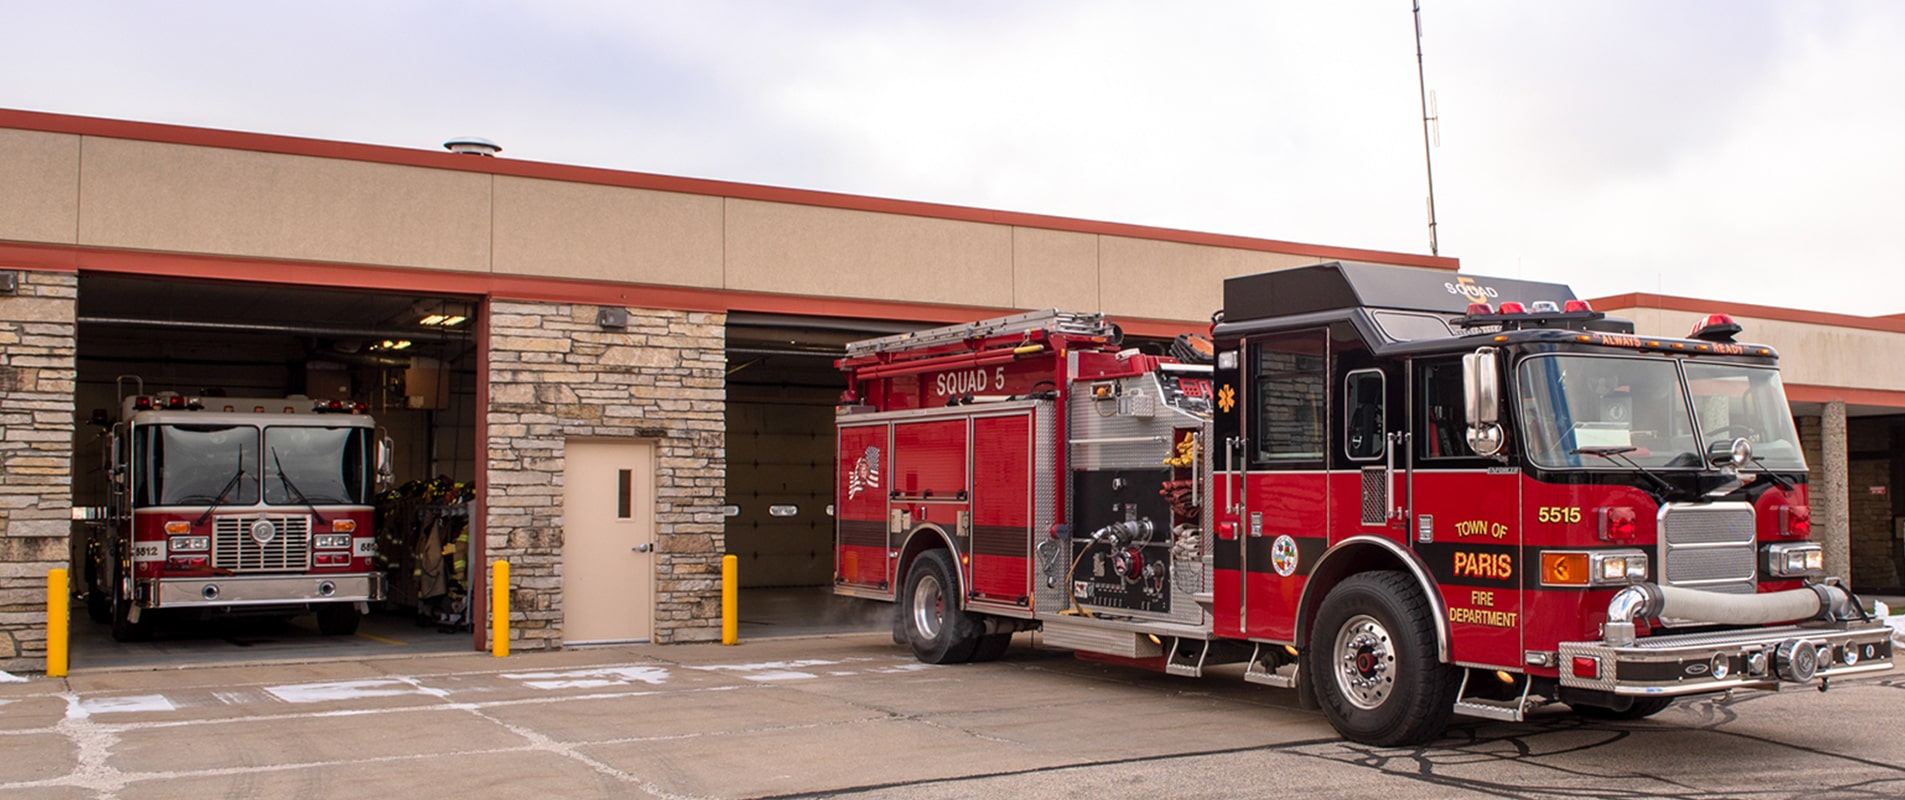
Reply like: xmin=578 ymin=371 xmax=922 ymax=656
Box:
xmin=1689 ymin=313 xmax=1743 ymax=343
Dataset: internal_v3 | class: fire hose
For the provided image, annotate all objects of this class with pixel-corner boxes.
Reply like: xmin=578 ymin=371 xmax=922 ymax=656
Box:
xmin=1602 ymin=582 xmax=1863 ymax=646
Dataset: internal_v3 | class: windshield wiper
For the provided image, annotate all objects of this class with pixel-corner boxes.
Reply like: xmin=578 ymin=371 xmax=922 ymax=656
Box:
xmin=194 ymin=454 xmax=246 ymax=526
xmin=1743 ymin=454 xmax=1797 ymax=491
xmin=1571 ymin=446 xmax=1683 ymax=500
xmin=271 ymin=447 xmax=328 ymax=524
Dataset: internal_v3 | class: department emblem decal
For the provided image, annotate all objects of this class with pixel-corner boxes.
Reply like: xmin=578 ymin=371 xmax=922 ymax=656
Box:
xmin=1272 ymin=534 xmax=1299 ymax=577
xmin=847 ymin=446 xmax=881 ymax=500
xmin=1217 ymin=384 xmax=1236 ymax=414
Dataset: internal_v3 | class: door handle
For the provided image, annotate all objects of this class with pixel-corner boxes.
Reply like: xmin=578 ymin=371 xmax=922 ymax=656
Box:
xmin=631 ymin=543 xmax=653 ymax=553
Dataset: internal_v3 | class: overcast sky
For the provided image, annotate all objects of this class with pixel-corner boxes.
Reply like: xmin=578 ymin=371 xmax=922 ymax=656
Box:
xmin=5 ymin=1 xmax=1901 ymax=316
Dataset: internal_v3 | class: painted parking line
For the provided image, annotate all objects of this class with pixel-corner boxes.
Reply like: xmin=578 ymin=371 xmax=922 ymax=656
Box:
xmin=500 ymin=666 xmax=671 ymax=690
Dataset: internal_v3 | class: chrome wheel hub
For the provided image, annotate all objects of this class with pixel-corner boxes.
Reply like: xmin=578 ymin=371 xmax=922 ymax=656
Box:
xmin=1333 ymin=613 xmax=1396 ymax=710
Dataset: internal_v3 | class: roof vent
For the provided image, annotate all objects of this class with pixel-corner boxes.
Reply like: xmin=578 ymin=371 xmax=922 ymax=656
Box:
xmin=443 ymin=137 xmax=501 ymax=157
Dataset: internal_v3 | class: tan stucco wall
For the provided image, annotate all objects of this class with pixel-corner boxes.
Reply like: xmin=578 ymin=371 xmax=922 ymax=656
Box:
xmin=0 ymin=129 xmax=80 ymax=245
xmin=0 ymin=131 xmax=1368 ymax=323
xmin=722 ymin=198 xmax=1016 ymax=307
xmin=492 ymin=176 xmax=724 ymax=286
xmin=1613 ymin=307 xmax=1905 ymax=393
xmin=75 ymin=138 xmax=493 ymax=271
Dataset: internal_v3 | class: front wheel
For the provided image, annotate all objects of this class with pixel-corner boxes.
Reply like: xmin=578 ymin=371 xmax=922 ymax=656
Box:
xmin=1573 ymin=697 xmax=1675 ymax=720
xmin=316 ymin=604 xmax=362 ymax=636
xmin=109 ymin=577 xmax=153 ymax=643
xmin=1306 ymin=571 xmax=1460 ymax=746
xmin=901 ymin=550 xmax=982 ymax=664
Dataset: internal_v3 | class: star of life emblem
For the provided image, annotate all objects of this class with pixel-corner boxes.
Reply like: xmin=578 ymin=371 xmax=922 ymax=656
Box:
xmin=847 ymin=446 xmax=881 ymax=500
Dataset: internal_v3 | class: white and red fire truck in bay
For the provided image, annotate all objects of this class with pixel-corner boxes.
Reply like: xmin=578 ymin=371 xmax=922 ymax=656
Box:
xmin=80 ymin=378 xmax=393 ymax=641
xmin=833 ymin=261 xmax=1895 ymax=745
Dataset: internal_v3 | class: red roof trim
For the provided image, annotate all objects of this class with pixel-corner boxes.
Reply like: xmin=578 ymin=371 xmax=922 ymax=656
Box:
xmin=1590 ymin=292 xmax=1905 ymax=334
xmin=1784 ymin=383 xmax=1905 ymax=410
xmin=0 ymin=107 xmax=1457 ymax=270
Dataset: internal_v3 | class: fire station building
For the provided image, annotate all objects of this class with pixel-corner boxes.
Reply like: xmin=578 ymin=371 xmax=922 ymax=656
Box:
xmin=2 ymin=108 xmax=1902 ymax=674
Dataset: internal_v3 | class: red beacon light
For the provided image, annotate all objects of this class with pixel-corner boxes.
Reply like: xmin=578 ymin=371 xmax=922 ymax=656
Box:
xmin=1689 ymin=313 xmax=1743 ymax=343
xmin=1563 ymin=299 xmax=1594 ymax=313
xmin=1496 ymin=301 xmax=1528 ymax=315
xmin=1465 ymin=302 xmax=1495 ymax=316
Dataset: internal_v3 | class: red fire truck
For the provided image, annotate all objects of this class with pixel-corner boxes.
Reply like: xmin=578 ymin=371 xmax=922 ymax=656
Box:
xmin=80 ymin=378 xmax=392 ymax=641
xmin=834 ymin=261 xmax=1895 ymax=745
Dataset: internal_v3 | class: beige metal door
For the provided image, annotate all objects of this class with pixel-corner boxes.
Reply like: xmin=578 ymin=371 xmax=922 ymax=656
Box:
xmin=562 ymin=439 xmax=655 ymax=644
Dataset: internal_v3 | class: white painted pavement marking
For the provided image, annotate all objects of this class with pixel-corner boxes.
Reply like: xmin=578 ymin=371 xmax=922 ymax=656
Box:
xmin=76 ymin=695 xmax=176 ymax=716
xmin=687 ymin=658 xmax=843 ymax=682
xmin=264 ymin=679 xmax=424 ymax=704
xmin=500 ymin=665 xmax=671 ymax=690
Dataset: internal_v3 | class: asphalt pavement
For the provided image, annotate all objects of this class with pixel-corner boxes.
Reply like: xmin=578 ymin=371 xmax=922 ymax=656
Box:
xmin=5 ymin=623 xmax=1905 ymax=800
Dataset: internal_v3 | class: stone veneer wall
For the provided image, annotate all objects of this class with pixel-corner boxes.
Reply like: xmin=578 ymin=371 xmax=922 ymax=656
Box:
xmin=0 ymin=270 xmax=77 ymax=673
xmin=486 ymin=302 xmax=726 ymax=648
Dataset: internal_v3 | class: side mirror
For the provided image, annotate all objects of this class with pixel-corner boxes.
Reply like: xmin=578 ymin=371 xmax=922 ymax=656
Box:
xmin=1708 ymin=437 xmax=1752 ymax=468
xmin=106 ymin=425 xmax=127 ymax=486
xmin=376 ymin=434 xmax=396 ymax=490
xmin=1462 ymin=349 xmax=1505 ymax=457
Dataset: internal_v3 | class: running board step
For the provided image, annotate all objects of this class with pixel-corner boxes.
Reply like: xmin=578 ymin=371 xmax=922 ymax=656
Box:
xmin=1452 ymin=697 xmax=1527 ymax=722
xmin=1164 ymin=638 xmax=1251 ymax=678
xmin=1450 ymin=670 xmax=1534 ymax=722
xmin=1243 ymin=643 xmax=1301 ymax=688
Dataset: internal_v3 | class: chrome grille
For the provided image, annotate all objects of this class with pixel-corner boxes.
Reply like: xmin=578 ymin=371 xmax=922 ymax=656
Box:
xmin=1658 ymin=504 xmax=1755 ymax=593
xmin=212 ymin=515 xmax=312 ymax=572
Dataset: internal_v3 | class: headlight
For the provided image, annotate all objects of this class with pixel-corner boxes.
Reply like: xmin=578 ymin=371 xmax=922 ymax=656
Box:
xmin=1763 ymin=542 xmax=1824 ymax=578
xmin=168 ymin=535 xmax=210 ymax=552
xmin=314 ymin=534 xmax=352 ymax=549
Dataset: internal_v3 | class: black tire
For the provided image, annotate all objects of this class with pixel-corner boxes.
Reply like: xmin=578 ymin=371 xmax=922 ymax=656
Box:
xmin=109 ymin=581 xmax=152 ymax=642
xmin=85 ymin=579 xmax=111 ymax=625
xmin=317 ymin=604 xmax=362 ymax=636
xmin=1306 ymin=571 xmax=1460 ymax=746
xmin=971 ymin=632 xmax=1013 ymax=662
xmin=1572 ymin=696 xmax=1675 ymax=720
xmin=901 ymin=550 xmax=982 ymax=664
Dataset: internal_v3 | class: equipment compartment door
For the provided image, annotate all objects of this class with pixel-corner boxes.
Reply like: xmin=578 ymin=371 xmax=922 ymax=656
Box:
xmin=561 ymin=439 xmax=655 ymax=644
xmin=969 ymin=412 xmax=1033 ymax=609
xmin=836 ymin=422 xmax=894 ymax=594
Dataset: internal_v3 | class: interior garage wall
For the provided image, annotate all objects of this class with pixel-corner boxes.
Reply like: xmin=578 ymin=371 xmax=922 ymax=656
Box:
xmin=726 ymin=399 xmax=836 ymax=587
xmin=0 ymin=270 xmax=76 ymax=673
xmin=486 ymin=301 xmax=726 ymax=647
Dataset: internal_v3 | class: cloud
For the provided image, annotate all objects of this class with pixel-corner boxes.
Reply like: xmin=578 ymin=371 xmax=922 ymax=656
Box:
xmin=1 ymin=1 xmax=1899 ymax=314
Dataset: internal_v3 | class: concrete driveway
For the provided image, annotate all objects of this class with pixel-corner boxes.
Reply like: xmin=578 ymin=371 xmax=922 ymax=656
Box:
xmin=3 ymin=630 xmax=1902 ymax=799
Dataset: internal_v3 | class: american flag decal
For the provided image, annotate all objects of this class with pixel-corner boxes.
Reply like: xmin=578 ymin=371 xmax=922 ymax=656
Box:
xmin=848 ymin=446 xmax=881 ymax=500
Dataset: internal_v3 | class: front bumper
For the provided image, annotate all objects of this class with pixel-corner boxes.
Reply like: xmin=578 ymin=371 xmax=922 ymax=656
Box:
xmin=1559 ymin=621 xmax=1894 ymax=696
xmin=141 ymin=572 xmax=386 ymax=609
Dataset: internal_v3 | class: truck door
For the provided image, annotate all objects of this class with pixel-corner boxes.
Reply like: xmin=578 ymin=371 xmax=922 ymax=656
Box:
xmin=1409 ymin=357 xmax=1522 ymax=668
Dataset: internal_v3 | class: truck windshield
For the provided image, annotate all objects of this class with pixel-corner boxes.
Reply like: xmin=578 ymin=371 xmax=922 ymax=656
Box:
xmin=264 ymin=426 xmax=372 ymax=505
xmin=1683 ymin=363 xmax=1806 ymax=470
xmin=1517 ymin=355 xmax=1805 ymax=471
xmin=136 ymin=424 xmax=261 ymax=507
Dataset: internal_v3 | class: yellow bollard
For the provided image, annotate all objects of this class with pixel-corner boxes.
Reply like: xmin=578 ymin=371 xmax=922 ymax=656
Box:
xmin=722 ymin=554 xmax=738 ymax=645
xmin=491 ymin=560 xmax=509 ymax=658
xmin=47 ymin=569 xmax=68 ymax=678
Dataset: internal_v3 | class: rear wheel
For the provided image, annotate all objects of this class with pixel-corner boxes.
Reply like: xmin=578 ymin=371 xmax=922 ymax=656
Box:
xmin=1306 ymin=571 xmax=1459 ymax=746
xmin=1573 ymin=697 xmax=1675 ymax=720
xmin=902 ymin=550 xmax=982 ymax=664
xmin=316 ymin=604 xmax=362 ymax=636
xmin=971 ymin=632 xmax=1013 ymax=662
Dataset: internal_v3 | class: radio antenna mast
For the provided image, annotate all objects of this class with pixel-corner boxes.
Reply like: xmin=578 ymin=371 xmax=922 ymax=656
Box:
xmin=1413 ymin=0 xmax=1440 ymax=256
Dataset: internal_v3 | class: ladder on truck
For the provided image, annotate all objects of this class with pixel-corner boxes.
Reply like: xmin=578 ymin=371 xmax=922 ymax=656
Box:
xmin=844 ymin=308 xmax=1117 ymax=359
